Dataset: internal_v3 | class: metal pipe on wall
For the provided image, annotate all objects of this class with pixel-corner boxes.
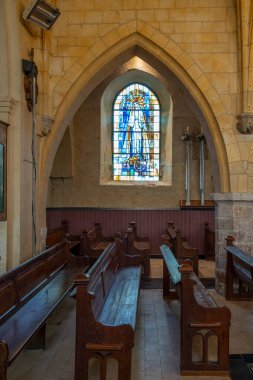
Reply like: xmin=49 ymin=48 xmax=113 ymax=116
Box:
xmin=22 ymin=49 xmax=38 ymax=255
xmin=186 ymin=139 xmax=191 ymax=205
xmin=32 ymin=74 xmax=37 ymax=255
xmin=181 ymin=127 xmax=192 ymax=206
xmin=198 ymin=132 xmax=205 ymax=206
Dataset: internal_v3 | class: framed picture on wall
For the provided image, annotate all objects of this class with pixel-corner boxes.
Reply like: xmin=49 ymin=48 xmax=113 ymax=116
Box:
xmin=0 ymin=121 xmax=7 ymax=221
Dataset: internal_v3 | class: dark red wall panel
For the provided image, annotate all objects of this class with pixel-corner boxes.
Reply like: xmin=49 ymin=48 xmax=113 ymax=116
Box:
xmin=46 ymin=208 xmax=215 ymax=256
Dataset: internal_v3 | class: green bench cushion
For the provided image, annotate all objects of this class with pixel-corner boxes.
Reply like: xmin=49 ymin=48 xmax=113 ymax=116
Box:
xmin=160 ymin=245 xmax=181 ymax=284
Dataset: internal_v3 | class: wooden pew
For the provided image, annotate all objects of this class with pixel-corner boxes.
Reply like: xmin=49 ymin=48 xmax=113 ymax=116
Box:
xmin=82 ymin=222 xmax=113 ymax=260
xmin=225 ymin=235 xmax=253 ymax=300
xmin=74 ymin=235 xmax=142 ymax=380
xmin=204 ymin=222 xmax=215 ymax=260
xmin=46 ymin=220 xmax=85 ymax=256
xmin=163 ymin=221 xmax=199 ymax=275
xmin=0 ymin=242 xmax=88 ymax=380
xmin=160 ymin=244 xmax=230 ymax=376
xmin=129 ymin=221 xmax=149 ymax=242
xmin=164 ymin=221 xmax=186 ymax=256
xmin=125 ymin=227 xmax=151 ymax=278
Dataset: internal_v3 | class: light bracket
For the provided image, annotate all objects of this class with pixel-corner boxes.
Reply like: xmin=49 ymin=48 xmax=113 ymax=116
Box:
xmin=23 ymin=0 xmax=61 ymax=30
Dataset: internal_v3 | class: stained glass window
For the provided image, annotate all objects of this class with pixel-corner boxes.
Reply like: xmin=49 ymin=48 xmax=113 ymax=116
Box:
xmin=113 ymin=83 xmax=160 ymax=181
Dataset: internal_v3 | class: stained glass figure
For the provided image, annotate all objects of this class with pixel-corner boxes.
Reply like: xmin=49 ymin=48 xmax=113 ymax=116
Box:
xmin=113 ymin=83 xmax=160 ymax=181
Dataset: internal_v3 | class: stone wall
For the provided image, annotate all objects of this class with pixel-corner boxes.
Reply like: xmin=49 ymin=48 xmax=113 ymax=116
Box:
xmin=47 ymin=63 xmax=214 ymax=208
xmin=212 ymin=193 xmax=253 ymax=295
xmin=3 ymin=1 xmax=253 ymax=269
xmin=41 ymin=0 xmax=241 ymax=198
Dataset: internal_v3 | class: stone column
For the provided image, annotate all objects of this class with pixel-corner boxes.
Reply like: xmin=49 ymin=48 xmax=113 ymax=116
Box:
xmin=211 ymin=193 xmax=253 ymax=295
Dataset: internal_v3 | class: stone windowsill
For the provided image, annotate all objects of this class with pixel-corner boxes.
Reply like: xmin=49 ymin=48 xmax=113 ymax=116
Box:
xmin=100 ymin=180 xmax=172 ymax=187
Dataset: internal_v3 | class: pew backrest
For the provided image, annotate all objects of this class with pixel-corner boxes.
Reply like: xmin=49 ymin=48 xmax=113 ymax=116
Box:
xmin=125 ymin=227 xmax=151 ymax=277
xmin=83 ymin=223 xmax=113 ymax=259
xmin=86 ymin=242 xmax=119 ymax=320
xmin=0 ymin=242 xmax=68 ymax=323
xmin=0 ymin=240 xmax=88 ymax=380
xmin=164 ymin=222 xmax=199 ymax=274
xmin=165 ymin=222 xmax=187 ymax=258
xmin=225 ymin=236 xmax=253 ymax=299
xmin=46 ymin=227 xmax=66 ymax=248
xmin=129 ymin=221 xmax=149 ymax=242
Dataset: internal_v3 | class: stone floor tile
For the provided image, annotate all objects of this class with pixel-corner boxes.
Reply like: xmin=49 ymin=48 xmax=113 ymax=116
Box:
xmin=7 ymin=260 xmax=253 ymax=380
xmin=145 ymin=367 xmax=162 ymax=378
xmin=163 ymin=375 xmax=181 ymax=380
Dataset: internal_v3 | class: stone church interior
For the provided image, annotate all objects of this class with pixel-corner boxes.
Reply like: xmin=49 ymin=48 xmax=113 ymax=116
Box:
xmin=1 ymin=0 xmax=253 ymax=379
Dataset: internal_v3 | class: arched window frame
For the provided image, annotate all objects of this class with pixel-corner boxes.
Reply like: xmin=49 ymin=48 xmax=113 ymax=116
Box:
xmin=100 ymin=69 xmax=172 ymax=187
xmin=112 ymin=82 xmax=161 ymax=182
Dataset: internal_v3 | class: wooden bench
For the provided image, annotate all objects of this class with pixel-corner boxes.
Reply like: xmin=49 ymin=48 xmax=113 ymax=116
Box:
xmin=82 ymin=222 xmax=113 ymax=260
xmin=164 ymin=221 xmax=186 ymax=255
xmin=125 ymin=226 xmax=150 ymax=278
xmin=225 ymin=235 xmax=253 ymax=300
xmin=129 ymin=221 xmax=149 ymax=243
xmin=204 ymin=222 xmax=215 ymax=260
xmin=162 ymin=221 xmax=199 ymax=275
xmin=46 ymin=220 xmax=85 ymax=256
xmin=74 ymin=235 xmax=142 ymax=380
xmin=0 ymin=242 xmax=88 ymax=380
xmin=160 ymin=244 xmax=230 ymax=376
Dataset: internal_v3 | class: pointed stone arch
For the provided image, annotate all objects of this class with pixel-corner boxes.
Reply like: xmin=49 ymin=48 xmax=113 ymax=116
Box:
xmin=38 ymin=24 xmax=232 ymax=240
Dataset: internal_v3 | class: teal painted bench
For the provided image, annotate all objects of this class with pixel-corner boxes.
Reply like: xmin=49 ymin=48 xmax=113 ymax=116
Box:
xmin=160 ymin=244 xmax=231 ymax=376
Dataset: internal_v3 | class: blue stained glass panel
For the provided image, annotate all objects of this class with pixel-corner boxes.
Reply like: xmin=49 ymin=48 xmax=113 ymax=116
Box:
xmin=113 ymin=83 xmax=160 ymax=181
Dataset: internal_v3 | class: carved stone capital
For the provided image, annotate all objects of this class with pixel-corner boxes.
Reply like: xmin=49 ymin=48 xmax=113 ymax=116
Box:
xmin=236 ymin=113 xmax=253 ymax=134
xmin=41 ymin=115 xmax=54 ymax=136
xmin=0 ymin=97 xmax=15 ymax=124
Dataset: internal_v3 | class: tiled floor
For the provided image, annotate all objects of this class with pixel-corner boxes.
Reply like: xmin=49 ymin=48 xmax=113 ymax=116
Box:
xmin=150 ymin=258 xmax=215 ymax=279
xmin=198 ymin=259 xmax=215 ymax=278
xmin=8 ymin=259 xmax=253 ymax=380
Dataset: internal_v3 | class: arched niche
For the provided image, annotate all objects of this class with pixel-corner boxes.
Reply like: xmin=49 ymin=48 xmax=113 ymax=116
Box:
xmin=38 ymin=35 xmax=230 ymax=241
